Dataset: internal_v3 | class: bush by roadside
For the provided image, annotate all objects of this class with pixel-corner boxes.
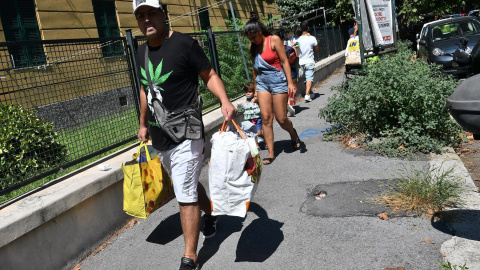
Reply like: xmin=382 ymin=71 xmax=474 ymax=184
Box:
xmin=319 ymin=40 xmax=463 ymax=156
xmin=0 ymin=104 xmax=67 ymax=191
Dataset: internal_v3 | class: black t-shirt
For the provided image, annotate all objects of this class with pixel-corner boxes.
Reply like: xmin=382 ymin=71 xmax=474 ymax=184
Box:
xmin=136 ymin=31 xmax=211 ymax=151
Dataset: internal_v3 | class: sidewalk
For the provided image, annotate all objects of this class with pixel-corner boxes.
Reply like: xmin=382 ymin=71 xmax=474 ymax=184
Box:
xmin=78 ymin=68 xmax=480 ymax=270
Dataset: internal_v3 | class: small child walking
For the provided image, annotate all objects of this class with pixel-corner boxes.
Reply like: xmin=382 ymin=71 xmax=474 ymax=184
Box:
xmin=237 ymin=82 xmax=264 ymax=146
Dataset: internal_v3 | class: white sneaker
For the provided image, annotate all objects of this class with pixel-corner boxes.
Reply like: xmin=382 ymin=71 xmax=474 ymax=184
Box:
xmin=304 ymin=95 xmax=312 ymax=102
xmin=287 ymin=104 xmax=295 ymax=116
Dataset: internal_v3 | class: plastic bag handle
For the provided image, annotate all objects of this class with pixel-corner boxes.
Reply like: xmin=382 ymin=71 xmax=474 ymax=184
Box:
xmin=136 ymin=141 xmax=151 ymax=161
xmin=219 ymin=119 xmax=246 ymax=140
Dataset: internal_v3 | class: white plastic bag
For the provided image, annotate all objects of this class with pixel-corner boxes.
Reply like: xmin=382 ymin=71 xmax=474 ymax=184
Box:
xmin=209 ymin=120 xmax=261 ymax=217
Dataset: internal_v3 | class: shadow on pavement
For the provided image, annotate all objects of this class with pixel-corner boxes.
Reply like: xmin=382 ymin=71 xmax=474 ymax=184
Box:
xmin=146 ymin=212 xmax=183 ymax=245
xmin=292 ymin=105 xmax=309 ymax=115
xmin=235 ymin=202 xmax=284 ymax=262
xmin=431 ymin=209 xmax=480 ymax=241
xmin=274 ymin=139 xmax=306 ymax=155
xmin=197 ymin=216 xmax=244 ymax=268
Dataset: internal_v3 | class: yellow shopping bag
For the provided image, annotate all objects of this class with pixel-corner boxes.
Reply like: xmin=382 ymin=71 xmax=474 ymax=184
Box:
xmin=121 ymin=142 xmax=175 ymax=219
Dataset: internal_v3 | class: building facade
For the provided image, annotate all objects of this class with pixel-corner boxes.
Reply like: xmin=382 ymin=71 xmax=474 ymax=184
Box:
xmin=0 ymin=0 xmax=278 ymax=107
xmin=0 ymin=0 xmax=279 ymax=41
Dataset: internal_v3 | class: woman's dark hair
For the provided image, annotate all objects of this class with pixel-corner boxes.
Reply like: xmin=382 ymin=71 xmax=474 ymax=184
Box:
xmin=275 ymin=28 xmax=286 ymax=41
xmin=244 ymin=13 xmax=272 ymax=58
xmin=243 ymin=81 xmax=254 ymax=92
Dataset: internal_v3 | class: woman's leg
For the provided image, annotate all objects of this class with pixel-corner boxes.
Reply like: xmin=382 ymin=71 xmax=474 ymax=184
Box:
xmin=272 ymin=93 xmax=300 ymax=149
xmin=257 ymin=91 xmax=275 ymax=160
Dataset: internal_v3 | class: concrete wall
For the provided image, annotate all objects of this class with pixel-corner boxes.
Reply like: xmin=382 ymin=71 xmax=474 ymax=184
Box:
xmin=0 ymin=52 xmax=345 ymax=270
xmin=296 ymin=51 xmax=346 ymax=98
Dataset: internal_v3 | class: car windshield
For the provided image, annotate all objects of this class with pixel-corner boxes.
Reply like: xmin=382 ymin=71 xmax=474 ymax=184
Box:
xmin=430 ymin=19 xmax=480 ymax=41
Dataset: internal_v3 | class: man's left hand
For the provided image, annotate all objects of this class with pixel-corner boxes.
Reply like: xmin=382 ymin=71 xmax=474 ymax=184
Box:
xmin=221 ymin=101 xmax=237 ymax=121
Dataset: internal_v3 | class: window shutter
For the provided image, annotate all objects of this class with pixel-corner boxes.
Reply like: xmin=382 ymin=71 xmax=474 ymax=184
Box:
xmin=0 ymin=0 xmax=45 ymax=68
xmin=92 ymin=0 xmax=122 ymax=57
xmin=199 ymin=10 xmax=210 ymax=30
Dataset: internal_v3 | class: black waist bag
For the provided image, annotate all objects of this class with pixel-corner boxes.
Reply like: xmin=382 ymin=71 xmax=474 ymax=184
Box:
xmin=145 ymin=48 xmax=203 ymax=143
xmin=151 ymin=95 xmax=203 ymax=143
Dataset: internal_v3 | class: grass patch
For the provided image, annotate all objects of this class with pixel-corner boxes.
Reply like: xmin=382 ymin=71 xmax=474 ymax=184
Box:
xmin=381 ymin=164 xmax=463 ymax=214
xmin=1 ymin=107 xmax=139 ymax=204
xmin=56 ymin=108 xmax=139 ymax=161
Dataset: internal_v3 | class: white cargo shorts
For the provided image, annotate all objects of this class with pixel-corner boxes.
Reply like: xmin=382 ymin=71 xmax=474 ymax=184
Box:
xmin=156 ymin=139 xmax=204 ymax=203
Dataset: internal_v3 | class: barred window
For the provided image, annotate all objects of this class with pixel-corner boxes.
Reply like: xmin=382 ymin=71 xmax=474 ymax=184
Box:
xmin=0 ymin=0 xmax=46 ymax=68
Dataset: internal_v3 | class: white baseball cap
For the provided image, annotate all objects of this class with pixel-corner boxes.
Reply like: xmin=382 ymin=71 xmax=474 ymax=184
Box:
xmin=133 ymin=0 xmax=163 ymax=14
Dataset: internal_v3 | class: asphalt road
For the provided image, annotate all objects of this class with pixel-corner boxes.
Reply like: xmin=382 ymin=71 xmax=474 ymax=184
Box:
xmin=78 ymin=68 xmax=470 ymax=270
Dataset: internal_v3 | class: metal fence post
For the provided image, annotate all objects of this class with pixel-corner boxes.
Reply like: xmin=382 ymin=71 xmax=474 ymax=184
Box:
xmin=323 ymin=25 xmax=330 ymax=56
xmin=339 ymin=25 xmax=344 ymax=50
xmin=228 ymin=1 xmax=250 ymax=81
xmin=332 ymin=27 xmax=337 ymax=53
xmin=207 ymin=27 xmax=221 ymax=78
xmin=313 ymin=25 xmax=319 ymax=61
xmin=126 ymin=29 xmax=141 ymax=120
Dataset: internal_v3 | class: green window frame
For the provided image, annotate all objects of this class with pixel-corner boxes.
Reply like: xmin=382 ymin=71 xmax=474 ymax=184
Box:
xmin=0 ymin=0 xmax=46 ymax=68
xmin=92 ymin=0 xmax=123 ymax=57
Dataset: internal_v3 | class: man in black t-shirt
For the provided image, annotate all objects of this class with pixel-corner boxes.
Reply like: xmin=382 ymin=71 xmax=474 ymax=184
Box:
xmin=133 ymin=1 xmax=236 ymax=269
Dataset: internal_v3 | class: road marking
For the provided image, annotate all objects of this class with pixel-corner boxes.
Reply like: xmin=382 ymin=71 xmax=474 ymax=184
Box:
xmin=298 ymin=126 xmax=342 ymax=139
xmin=299 ymin=129 xmax=320 ymax=139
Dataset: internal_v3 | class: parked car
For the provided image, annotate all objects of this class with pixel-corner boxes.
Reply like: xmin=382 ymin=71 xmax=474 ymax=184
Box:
xmin=417 ymin=16 xmax=480 ymax=77
xmin=468 ymin=10 xmax=480 ymax=17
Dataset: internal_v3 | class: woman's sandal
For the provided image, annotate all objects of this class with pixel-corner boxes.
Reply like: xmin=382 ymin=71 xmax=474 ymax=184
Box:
xmin=292 ymin=128 xmax=301 ymax=150
xmin=262 ymin=157 xmax=275 ymax=165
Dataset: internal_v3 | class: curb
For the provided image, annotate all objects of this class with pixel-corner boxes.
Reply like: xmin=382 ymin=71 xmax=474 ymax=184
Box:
xmin=430 ymin=147 xmax=480 ymax=269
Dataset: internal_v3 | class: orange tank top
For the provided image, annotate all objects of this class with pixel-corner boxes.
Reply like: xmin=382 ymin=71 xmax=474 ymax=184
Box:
xmin=260 ymin=36 xmax=282 ymax=70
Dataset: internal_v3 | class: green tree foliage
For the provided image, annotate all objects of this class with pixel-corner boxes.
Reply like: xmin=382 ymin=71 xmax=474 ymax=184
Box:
xmin=275 ymin=0 xmax=321 ymax=28
xmin=0 ymin=104 xmax=67 ymax=190
xmin=275 ymin=0 xmax=355 ymax=27
xmin=276 ymin=0 xmax=477 ymax=38
xmin=198 ymin=19 xmax=253 ymax=108
xmin=215 ymin=19 xmax=253 ymax=96
xmin=319 ymin=41 xmax=462 ymax=156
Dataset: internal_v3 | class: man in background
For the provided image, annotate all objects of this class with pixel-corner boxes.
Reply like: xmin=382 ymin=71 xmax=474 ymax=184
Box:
xmin=294 ymin=21 xmax=319 ymax=102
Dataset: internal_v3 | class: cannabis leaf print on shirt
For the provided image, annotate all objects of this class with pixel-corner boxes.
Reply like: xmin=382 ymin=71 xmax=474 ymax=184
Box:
xmin=140 ymin=58 xmax=173 ymax=117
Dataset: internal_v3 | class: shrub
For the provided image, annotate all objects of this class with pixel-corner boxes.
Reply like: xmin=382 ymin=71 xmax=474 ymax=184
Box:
xmin=319 ymin=40 xmax=462 ymax=156
xmin=0 ymin=103 xmax=67 ymax=190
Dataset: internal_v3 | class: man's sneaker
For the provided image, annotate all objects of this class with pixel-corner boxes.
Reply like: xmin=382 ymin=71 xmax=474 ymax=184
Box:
xmin=287 ymin=104 xmax=295 ymax=116
xmin=304 ymin=95 xmax=312 ymax=102
xmin=179 ymin=257 xmax=199 ymax=270
xmin=202 ymin=215 xmax=219 ymax=238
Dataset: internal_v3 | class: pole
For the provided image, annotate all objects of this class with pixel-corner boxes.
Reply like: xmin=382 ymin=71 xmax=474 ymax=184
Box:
xmin=125 ymin=29 xmax=141 ymax=120
xmin=354 ymin=0 xmax=365 ymax=69
xmin=193 ymin=0 xmax=201 ymax=32
xmin=228 ymin=1 xmax=250 ymax=81
xmin=207 ymin=27 xmax=221 ymax=78
xmin=391 ymin=0 xmax=398 ymax=51
xmin=323 ymin=8 xmax=330 ymax=56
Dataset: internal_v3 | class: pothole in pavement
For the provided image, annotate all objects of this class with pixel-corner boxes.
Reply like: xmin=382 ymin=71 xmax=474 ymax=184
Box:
xmin=301 ymin=179 xmax=412 ymax=218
